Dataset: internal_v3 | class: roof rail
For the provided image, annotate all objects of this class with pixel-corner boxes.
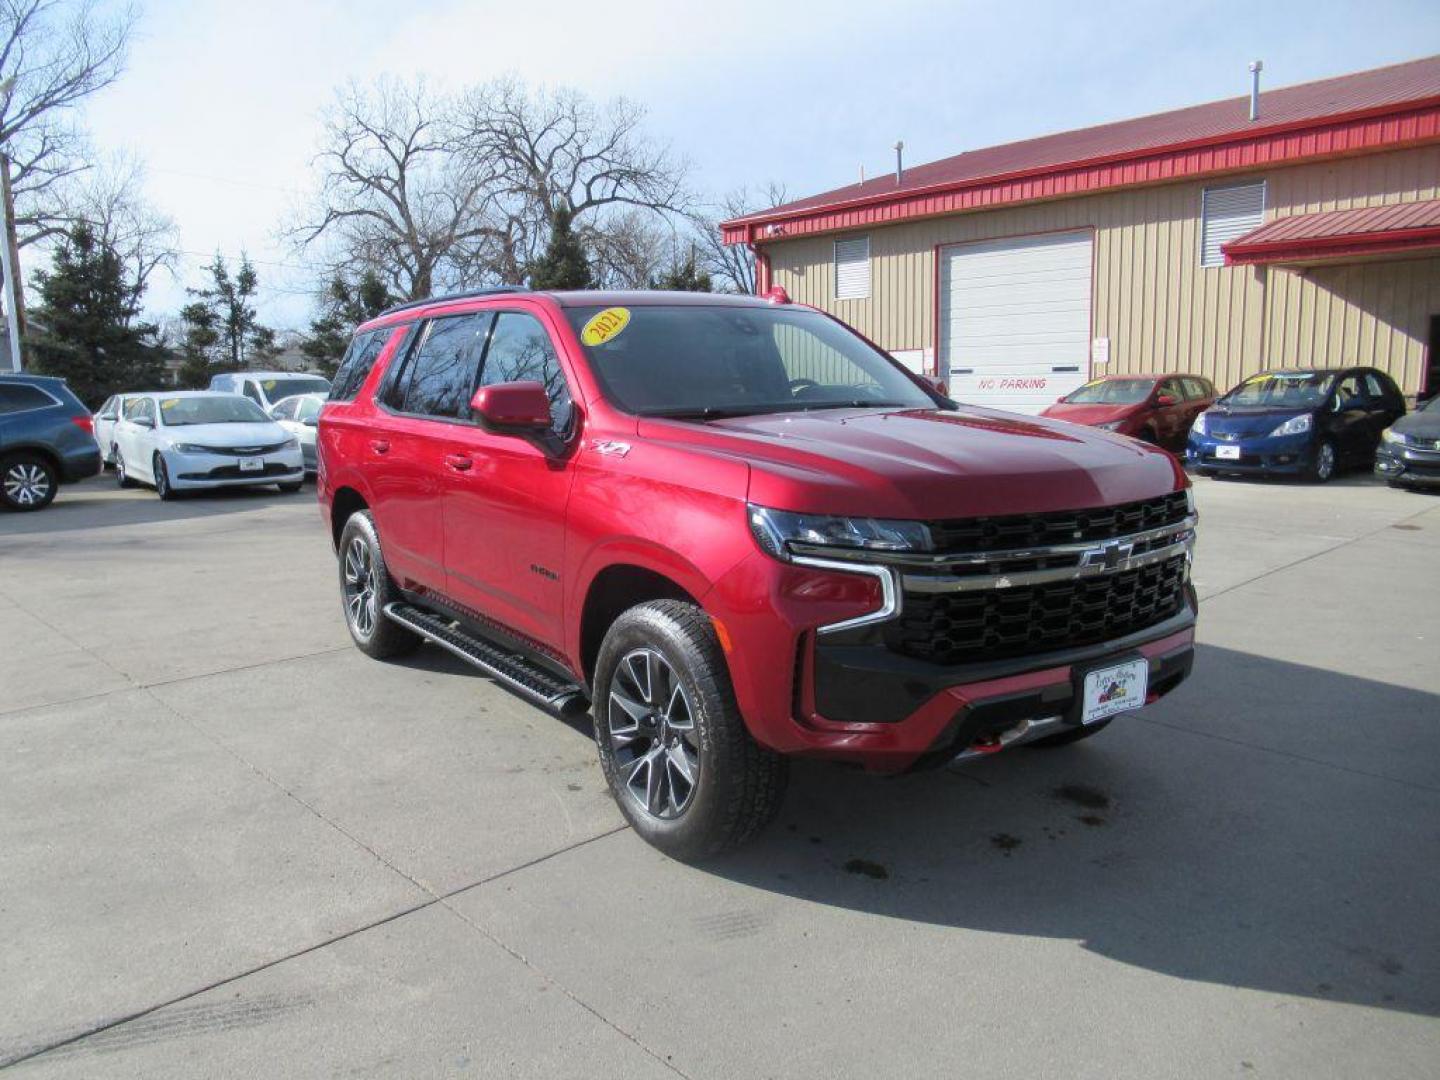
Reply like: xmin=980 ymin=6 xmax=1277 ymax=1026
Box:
xmin=378 ymin=285 xmax=529 ymax=318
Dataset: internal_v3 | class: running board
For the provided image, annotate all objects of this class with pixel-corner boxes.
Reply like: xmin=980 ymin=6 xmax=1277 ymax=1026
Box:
xmin=383 ymin=602 xmax=588 ymax=715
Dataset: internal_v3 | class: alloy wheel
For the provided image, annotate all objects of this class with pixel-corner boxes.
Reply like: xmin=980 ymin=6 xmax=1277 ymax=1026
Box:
xmin=3 ymin=462 xmax=51 ymax=507
xmin=154 ymin=456 xmax=169 ymax=498
xmin=607 ymin=648 xmax=700 ymax=820
xmin=1315 ymin=442 xmax=1335 ymax=481
xmin=342 ymin=536 xmax=379 ymax=639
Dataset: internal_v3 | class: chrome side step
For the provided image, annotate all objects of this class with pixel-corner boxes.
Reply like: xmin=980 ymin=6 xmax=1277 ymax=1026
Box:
xmin=383 ymin=602 xmax=588 ymax=716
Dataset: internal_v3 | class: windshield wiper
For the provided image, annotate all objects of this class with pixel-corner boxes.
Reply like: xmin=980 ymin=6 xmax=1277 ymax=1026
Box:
xmin=798 ymin=400 xmax=910 ymax=411
xmin=640 ymin=405 xmax=786 ymax=420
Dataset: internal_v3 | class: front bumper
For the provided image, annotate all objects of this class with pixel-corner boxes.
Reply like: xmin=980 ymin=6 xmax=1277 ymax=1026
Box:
xmin=1375 ymin=441 xmax=1440 ymax=485
xmin=167 ymin=448 xmax=305 ymax=489
xmin=1186 ymin=430 xmax=1314 ymax=474
xmin=706 ymin=542 xmax=1197 ymax=774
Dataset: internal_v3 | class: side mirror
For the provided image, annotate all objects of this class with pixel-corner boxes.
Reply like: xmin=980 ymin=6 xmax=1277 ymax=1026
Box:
xmin=470 ymin=381 xmax=552 ymax=432
xmin=1156 ymin=394 xmax=1178 ymax=407
xmin=303 ymin=417 xmax=319 ymax=428
xmin=134 ymin=416 xmax=154 ymax=429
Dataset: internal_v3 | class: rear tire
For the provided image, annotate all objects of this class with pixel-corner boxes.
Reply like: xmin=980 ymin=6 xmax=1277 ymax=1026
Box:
xmin=1027 ymin=718 xmax=1112 ymax=748
xmin=1 ymin=452 xmax=58 ymax=511
xmin=594 ymin=600 xmax=787 ymax=861
xmin=337 ymin=510 xmax=420 ymax=659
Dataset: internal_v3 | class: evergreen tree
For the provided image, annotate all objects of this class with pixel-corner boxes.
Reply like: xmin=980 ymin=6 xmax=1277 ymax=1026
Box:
xmin=650 ymin=250 xmax=712 ymax=293
xmin=29 ymin=224 xmax=169 ymax=407
xmin=300 ymin=270 xmax=395 ymax=377
xmin=526 ymin=206 xmax=592 ymax=290
xmin=177 ymin=253 xmax=277 ymax=386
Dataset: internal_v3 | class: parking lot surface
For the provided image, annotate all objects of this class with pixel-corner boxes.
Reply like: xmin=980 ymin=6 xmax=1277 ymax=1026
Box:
xmin=1 ymin=473 xmax=1438 ymax=1078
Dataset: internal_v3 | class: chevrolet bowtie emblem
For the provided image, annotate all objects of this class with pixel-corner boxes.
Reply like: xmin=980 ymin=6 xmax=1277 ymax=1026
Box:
xmin=1080 ymin=540 xmax=1134 ymax=570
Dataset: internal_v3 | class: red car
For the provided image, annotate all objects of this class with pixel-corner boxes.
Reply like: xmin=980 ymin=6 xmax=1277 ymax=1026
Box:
xmin=1041 ymin=374 xmax=1216 ymax=450
xmin=317 ymin=288 xmax=1198 ymax=860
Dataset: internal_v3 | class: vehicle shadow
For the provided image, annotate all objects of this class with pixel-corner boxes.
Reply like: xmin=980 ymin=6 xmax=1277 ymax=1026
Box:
xmin=698 ymin=643 xmax=1440 ymax=1019
xmin=1 ymin=476 xmax=311 ymax=535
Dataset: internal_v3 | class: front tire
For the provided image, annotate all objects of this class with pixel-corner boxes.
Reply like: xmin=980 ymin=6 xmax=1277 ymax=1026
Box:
xmin=1 ymin=452 xmax=58 ymax=511
xmin=594 ymin=600 xmax=787 ymax=861
xmin=1309 ymin=439 xmax=1337 ymax=483
xmin=115 ymin=452 xmax=139 ymax=488
xmin=153 ymin=453 xmax=177 ymax=501
xmin=337 ymin=510 xmax=420 ymax=659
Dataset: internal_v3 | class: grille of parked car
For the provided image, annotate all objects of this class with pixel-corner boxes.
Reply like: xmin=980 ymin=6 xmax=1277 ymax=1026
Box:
xmin=184 ymin=441 xmax=291 ymax=455
xmin=923 ymin=491 xmax=1189 ymax=554
xmin=179 ymin=463 xmax=296 ymax=480
xmin=889 ymin=553 xmax=1189 ymax=666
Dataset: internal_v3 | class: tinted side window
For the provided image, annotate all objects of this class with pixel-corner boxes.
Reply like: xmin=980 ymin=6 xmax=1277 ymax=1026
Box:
xmin=1182 ymin=378 xmax=1209 ymax=400
xmin=331 ymin=330 xmax=390 ymax=402
xmin=1158 ymin=378 xmax=1183 ymax=401
xmin=241 ymin=382 xmax=264 ymax=406
xmin=272 ymin=399 xmax=296 ymax=420
xmin=0 ymin=383 xmax=57 ymax=414
xmin=480 ymin=312 xmax=573 ymax=433
xmin=127 ymin=398 xmax=156 ymax=423
xmin=401 ymin=314 xmax=492 ymax=418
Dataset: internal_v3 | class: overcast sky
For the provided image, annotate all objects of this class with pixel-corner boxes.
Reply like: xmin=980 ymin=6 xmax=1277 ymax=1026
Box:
xmin=70 ymin=0 xmax=1440 ymax=332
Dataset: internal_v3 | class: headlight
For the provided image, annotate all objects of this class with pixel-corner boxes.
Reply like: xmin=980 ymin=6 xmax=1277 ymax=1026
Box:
xmin=749 ymin=505 xmax=932 ymax=561
xmin=1192 ymin=412 xmax=1209 ymax=435
xmin=282 ymin=437 xmax=299 ymax=450
xmin=1095 ymin=420 xmax=1124 ymax=431
xmin=172 ymin=442 xmax=209 ymax=454
xmin=1269 ymin=414 xmax=1312 ymax=437
xmin=1381 ymin=427 xmax=1406 ymax=446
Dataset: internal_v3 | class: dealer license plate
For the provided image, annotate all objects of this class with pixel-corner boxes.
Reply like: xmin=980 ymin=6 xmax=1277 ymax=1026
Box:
xmin=1080 ymin=659 xmax=1149 ymax=725
xmin=238 ymin=457 xmax=263 ymax=472
xmin=1215 ymin=444 xmax=1241 ymax=460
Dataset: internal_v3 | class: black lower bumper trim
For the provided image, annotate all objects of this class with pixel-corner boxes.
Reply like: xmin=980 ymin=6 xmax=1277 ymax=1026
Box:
xmin=813 ymin=595 xmax=1197 ymax=725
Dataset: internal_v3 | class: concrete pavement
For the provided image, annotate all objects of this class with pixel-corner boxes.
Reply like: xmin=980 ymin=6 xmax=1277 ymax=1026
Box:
xmin=1 ymin=474 xmax=1437 ymax=1077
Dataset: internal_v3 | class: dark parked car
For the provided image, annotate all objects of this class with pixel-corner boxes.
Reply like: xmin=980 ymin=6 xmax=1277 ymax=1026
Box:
xmin=1187 ymin=367 xmax=1405 ymax=482
xmin=0 ymin=373 xmax=102 ymax=511
xmin=1376 ymin=394 xmax=1440 ymax=489
xmin=1040 ymin=374 xmax=1216 ymax=450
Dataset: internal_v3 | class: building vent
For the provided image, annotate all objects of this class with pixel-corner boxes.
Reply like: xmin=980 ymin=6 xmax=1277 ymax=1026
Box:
xmin=1200 ymin=181 xmax=1266 ymax=267
xmin=834 ymin=235 xmax=870 ymax=299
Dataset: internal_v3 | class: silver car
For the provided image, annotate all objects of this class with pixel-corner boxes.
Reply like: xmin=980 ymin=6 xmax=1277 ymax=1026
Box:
xmin=269 ymin=393 xmax=325 ymax=475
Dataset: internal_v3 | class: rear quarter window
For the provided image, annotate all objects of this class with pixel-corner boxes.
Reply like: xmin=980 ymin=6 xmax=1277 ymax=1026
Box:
xmin=331 ymin=328 xmax=396 ymax=402
xmin=0 ymin=383 xmax=59 ymax=414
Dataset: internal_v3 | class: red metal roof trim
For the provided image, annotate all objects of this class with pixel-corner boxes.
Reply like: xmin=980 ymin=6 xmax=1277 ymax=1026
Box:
xmin=723 ymin=102 xmax=1440 ymax=245
xmin=1223 ymin=197 xmax=1440 ymax=265
xmin=722 ymin=56 xmax=1440 ymax=246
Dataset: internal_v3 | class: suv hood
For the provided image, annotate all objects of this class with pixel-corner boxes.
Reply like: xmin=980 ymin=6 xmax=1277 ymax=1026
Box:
xmin=161 ymin=420 xmax=288 ymax=447
xmin=638 ymin=407 xmax=1183 ymax=519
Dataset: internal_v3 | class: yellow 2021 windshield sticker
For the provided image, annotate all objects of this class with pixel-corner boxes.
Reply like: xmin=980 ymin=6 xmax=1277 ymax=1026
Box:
xmin=160 ymin=398 xmax=179 ymax=410
xmin=581 ymin=307 xmax=630 ymax=346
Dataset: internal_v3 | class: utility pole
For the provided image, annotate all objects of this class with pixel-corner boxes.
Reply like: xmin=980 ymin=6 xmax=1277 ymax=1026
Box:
xmin=0 ymin=153 xmax=20 ymax=372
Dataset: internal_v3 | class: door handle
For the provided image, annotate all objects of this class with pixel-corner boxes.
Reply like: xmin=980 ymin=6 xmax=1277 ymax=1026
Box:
xmin=370 ymin=439 xmax=390 ymax=454
xmin=444 ymin=453 xmax=473 ymax=472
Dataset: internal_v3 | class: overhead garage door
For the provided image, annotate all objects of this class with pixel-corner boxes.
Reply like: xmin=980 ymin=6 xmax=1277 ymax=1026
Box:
xmin=940 ymin=230 xmax=1093 ymax=413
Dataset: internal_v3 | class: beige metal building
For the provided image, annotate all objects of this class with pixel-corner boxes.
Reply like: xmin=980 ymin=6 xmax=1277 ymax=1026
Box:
xmin=722 ymin=57 xmax=1440 ymax=409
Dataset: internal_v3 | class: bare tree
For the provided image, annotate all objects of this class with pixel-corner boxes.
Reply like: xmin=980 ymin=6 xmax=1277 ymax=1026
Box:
xmin=292 ymin=78 xmax=500 ymax=301
xmin=55 ymin=154 xmax=178 ymax=317
xmin=458 ymin=78 xmax=690 ymax=278
xmin=588 ymin=208 xmax=673 ymax=289
xmin=693 ymin=182 xmax=788 ymax=294
xmin=0 ymin=0 xmax=136 ymax=247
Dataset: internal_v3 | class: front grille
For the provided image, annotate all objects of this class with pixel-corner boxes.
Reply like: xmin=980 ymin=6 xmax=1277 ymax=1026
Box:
xmin=187 ymin=441 xmax=290 ymax=455
xmin=889 ymin=555 xmax=1189 ymax=666
xmin=924 ymin=492 xmax=1188 ymax=555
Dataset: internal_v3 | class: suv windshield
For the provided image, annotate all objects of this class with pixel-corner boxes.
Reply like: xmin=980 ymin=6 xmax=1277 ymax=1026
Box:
xmin=158 ymin=396 xmax=271 ymax=425
xmin=1063 ymin=378 xmax=1154 ymax=405
xmin=563 ymin=304 xmax=935 ymax=418
xmin=1222 ymin=371 xmax=1334 ymax=408
xmin=259 ymin=376 xmax=330 ymax=401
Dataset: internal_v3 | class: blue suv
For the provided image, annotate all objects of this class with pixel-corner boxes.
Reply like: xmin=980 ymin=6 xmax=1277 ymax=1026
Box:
xmin=0 ymin=373 xmax=102 ymax=511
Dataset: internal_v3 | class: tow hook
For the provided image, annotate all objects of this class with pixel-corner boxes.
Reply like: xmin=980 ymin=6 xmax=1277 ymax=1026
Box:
xmin=969 ymin=718 xmax=1036 ymax=755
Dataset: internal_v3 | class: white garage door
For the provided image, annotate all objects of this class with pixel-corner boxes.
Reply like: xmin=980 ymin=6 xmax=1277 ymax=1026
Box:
xmin=940 ymin=230 xmax=1093 ymax=413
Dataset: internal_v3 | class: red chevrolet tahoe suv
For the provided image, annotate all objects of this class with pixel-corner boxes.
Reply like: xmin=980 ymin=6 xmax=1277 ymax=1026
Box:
xmin=317 ymin=287 xmax=1198 ymax=860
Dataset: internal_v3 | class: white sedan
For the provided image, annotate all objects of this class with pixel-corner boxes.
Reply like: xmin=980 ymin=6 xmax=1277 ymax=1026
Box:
xmin=113 ymin=392 xmax=305 ymax=500
xmin=268 ymin=392 xmax=325 ymax=475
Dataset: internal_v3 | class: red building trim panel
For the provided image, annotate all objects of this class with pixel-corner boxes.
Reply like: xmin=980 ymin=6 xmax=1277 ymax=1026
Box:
xmin=722 ymin=101 xmax=1440 ymax=246
xmin=1224 ymin=226 xmax=1440 ymax=266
